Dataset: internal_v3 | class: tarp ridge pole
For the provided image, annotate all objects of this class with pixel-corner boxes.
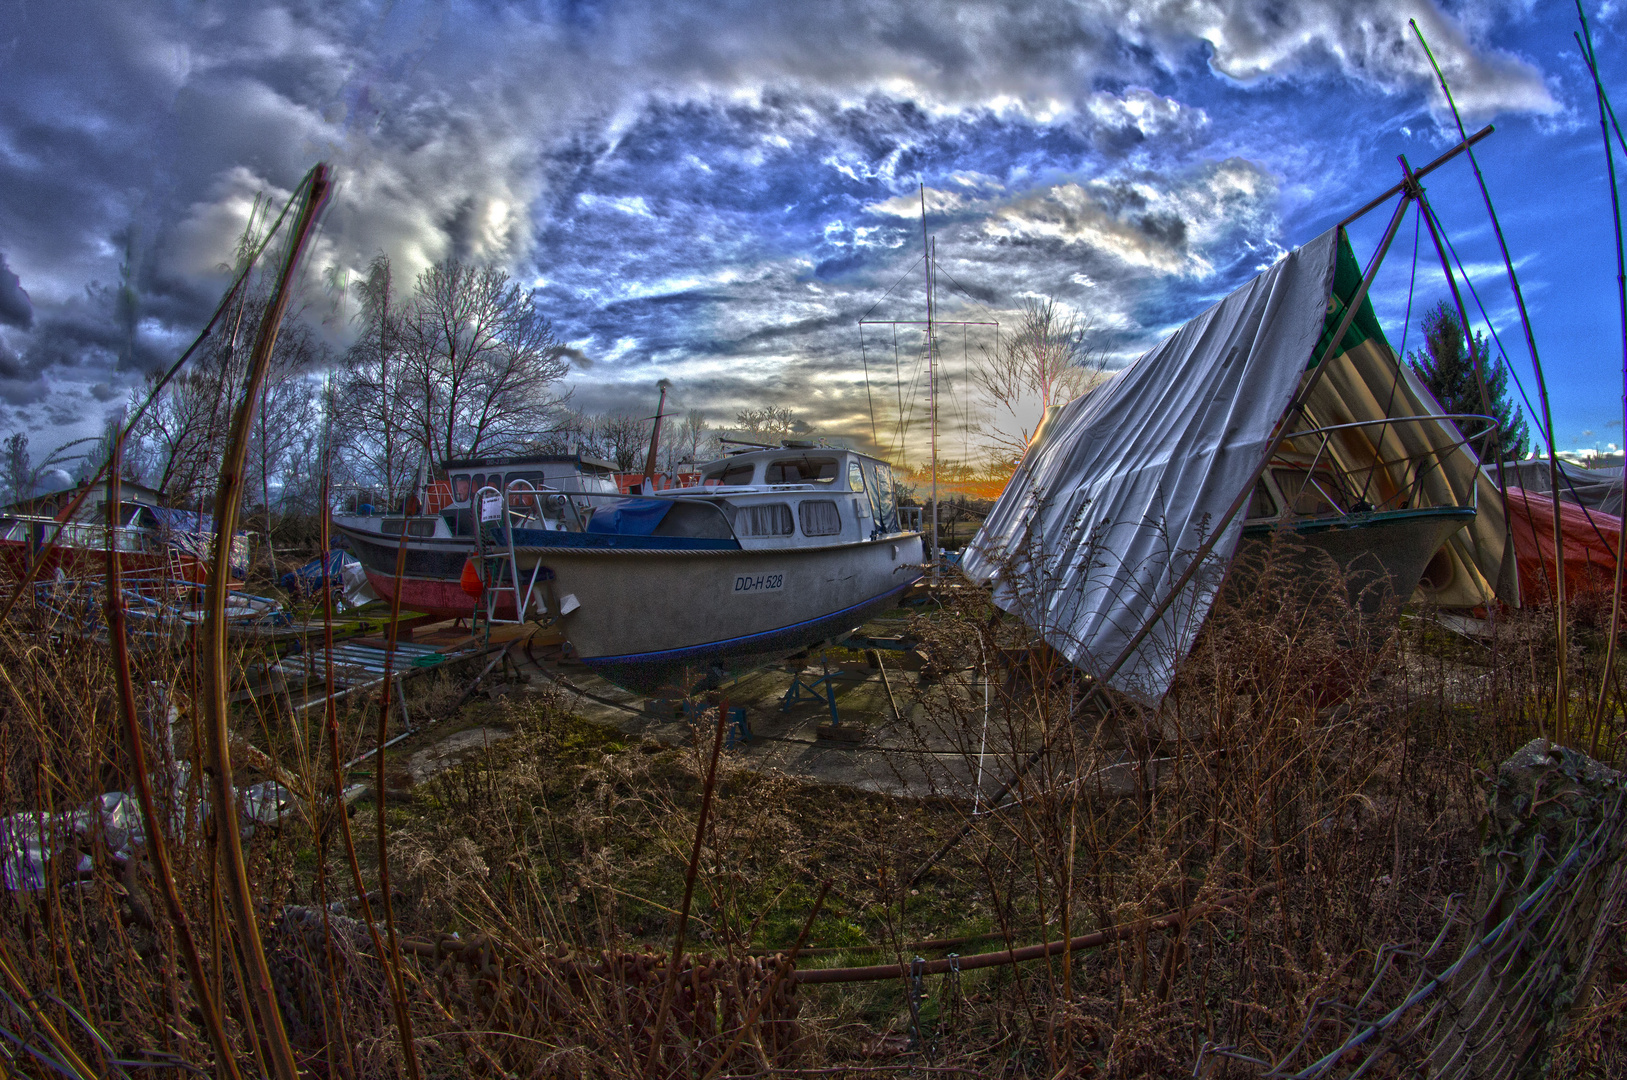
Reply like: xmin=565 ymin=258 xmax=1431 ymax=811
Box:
xmin=1412 ymin=18 xmax=1568 ymax=740
xmin=911 ymin=195 xmax=1415 ymax=886
xmin=1337 ymin=125 xmax=1494 ymax=230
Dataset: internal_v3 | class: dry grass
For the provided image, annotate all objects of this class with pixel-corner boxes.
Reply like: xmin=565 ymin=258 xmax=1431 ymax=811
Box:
xmin=2 ymin=530 xmax=1625 ymax=1077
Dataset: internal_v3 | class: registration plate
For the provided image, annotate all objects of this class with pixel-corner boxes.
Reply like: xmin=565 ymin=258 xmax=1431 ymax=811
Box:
xmin=733 ymin=573 xmax=784 ymax=593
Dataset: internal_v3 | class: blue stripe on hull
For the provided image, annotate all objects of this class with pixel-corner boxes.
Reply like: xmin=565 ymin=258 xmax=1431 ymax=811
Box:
xmin=579 ymin=578 xmax=919 ymax=694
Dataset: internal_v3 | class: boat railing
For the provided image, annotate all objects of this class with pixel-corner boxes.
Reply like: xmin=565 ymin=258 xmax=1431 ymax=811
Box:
xmin=1272 ymin=413 xmax=1499 ymax=523
xmin=2 ymin=515 xmax=156 ymax=553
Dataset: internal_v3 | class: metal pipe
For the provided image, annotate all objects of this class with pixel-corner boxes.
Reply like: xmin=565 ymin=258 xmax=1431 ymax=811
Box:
xmin=796 ymin=888 xmax=1268 ymax=984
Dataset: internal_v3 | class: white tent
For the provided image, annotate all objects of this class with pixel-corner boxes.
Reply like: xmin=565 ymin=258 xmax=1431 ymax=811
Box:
xmin=963 ymin=226 xmax=1508 ymax=702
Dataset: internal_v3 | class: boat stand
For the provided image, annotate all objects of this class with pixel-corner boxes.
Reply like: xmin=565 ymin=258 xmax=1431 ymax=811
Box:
xmin=681 ymin=701 xmax=752 ymax=747
xmin=781 ymin=655 xmax=842 ymax=727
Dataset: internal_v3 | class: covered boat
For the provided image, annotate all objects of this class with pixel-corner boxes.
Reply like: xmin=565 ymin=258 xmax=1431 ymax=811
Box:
xmin=964 ymin=227 xmax=1511 ymax=702
xmin=1503 ymin=486 xmax=1623 ymax=605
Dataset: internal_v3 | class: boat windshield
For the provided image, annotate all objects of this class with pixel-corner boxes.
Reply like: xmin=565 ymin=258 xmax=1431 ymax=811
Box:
xmin=764 ymin=457 xmax=838 ymax=484
xmin=704 ymin=461 xmax=758 ymax=486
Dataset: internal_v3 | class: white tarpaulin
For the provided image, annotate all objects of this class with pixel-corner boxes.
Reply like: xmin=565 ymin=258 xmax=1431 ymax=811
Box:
xmin=963 ymin=229 xmax=1342 ymax=701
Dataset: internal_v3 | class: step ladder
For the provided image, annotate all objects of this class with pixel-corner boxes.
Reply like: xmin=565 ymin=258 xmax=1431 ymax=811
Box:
xmin=473 ymin=480 xmax=553 ymax=629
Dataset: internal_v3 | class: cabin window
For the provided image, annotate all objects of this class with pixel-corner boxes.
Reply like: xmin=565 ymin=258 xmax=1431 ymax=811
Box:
xmin=735 ymin=503 xmax=794 ymax=537
xmin=451 ymin=475 xmax=472 ymax=503
xmin=765 ymin=457 xmax=838 ymax=484
xmin=381 ymin=518 xmax=406 ymax=535
xmin=847 ymin=461 xmax=866 ymax=493
xmin=799 ymin=500 xmax=842 ymax=537
xmin=704 ymin=461 xmax=757 ymax=486
xmin=1248 ymin=480 xmax=1278 ymax=519
xmin=865 ymin=462 xmax=898 ymax=530
xmin=407 ymin=519 xmax=437 ymax=537
xmin=1272 ymin=468 xmax=1345 ymax=517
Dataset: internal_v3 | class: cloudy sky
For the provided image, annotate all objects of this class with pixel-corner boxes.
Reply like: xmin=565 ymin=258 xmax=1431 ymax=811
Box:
xmin=2 ymin=0 xmax=1625 ymax=469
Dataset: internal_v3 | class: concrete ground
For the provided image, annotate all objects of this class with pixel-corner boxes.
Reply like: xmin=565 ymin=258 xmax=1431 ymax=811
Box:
xmin=510 ymin=613 xmax=986 ymax=800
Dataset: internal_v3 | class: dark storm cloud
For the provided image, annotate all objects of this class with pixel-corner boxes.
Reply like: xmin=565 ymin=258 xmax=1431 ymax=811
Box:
xmin=0 ymin=253 xmax=32 ymax=329
xmin=0 ymin=0 xmax=1562 ymax=450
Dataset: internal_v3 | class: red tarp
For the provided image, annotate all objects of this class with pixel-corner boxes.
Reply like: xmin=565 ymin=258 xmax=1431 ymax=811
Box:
xmin=1505 ymin=486 xmax=1624 ymax=605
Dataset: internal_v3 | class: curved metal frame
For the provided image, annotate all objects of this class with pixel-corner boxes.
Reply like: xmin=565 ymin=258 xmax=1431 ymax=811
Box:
xmin=1262 ymin=412 xmax=1499 ymax=525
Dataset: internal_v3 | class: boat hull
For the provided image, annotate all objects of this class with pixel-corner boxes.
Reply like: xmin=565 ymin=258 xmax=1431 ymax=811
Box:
xmin=0 ymin=539 xmax=212 ymax=587
xmin=332 ymin=522 xmax=498 ymax=620
xmin=513 ymin=534 xmax=926 ymax=693
xmin=1238 ymin=506 xmax=1477 ymax=614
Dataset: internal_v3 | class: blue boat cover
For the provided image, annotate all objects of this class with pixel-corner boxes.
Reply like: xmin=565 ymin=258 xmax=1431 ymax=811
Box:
xmin=280 ymin=550 xmax=358 ymax=595
xmin=585 ymin=499 xmax=672 ymax=536
xmin=147 ymin=506 xmax=219 ymax=534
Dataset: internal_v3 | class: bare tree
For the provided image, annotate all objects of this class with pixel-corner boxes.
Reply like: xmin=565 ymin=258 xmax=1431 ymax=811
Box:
xmin=131 ymin=365 xmax=231 ymax=505
xmin=249 ymin=319 xmax=324 ymax=570
xmin=3 ymin=433 xmax=30 ymax=503
xmin=399 ymin=259 xmax=571 ymax=467
xmin=594 ymin=410 xmax=649 ymax=471
xmin=976 ymin=297 xmax=1106 ymax=468
xmin=334 ymin=255 xmax=415 ymax=504
xmin=130 ymin=297 xmax=324 ymax=510
xmin=662 ymin=409 xmax=713 ymax=470
xmin=731 ymin=405 xmax=802 ymax=443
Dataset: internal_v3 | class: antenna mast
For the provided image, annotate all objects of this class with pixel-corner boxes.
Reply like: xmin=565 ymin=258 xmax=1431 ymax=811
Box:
xmin=641 ymin=379 xmax=671 ymax=492
xmin=921 ymin=184 xmax=938 ymax=580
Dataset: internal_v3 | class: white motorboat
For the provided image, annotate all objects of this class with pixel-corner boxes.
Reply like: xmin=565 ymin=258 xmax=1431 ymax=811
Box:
xmin=492 ymin=444 xmax=925 ymax=692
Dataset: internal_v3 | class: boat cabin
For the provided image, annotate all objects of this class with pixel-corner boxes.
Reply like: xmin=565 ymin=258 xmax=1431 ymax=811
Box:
xmin=441 ymin=452 xmax=619 ymax=507
xmin=657 ymin=446 xmax=908 ymax=549
xmin=339 ymin=452 xmax=621 ymax=540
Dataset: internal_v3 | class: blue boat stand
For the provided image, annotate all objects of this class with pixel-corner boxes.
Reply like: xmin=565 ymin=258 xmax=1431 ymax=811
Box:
xmin=781 ymin=654 xmax=842 ymax=727
xmin=680 ymin=700 xmax=751 ymax=747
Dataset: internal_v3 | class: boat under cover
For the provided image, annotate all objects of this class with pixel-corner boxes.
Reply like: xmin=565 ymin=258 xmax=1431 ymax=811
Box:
xmin=965 ymin=226 xmax=1510 ymax=702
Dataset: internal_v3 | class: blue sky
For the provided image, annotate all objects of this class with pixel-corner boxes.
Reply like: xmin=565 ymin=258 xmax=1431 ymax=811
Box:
xmin=1 ymin=0 xmax=1625 ymax=468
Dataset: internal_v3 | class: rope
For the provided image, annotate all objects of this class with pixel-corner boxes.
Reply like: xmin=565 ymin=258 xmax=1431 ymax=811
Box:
xmin=859 ymin=324 xmax=879 ymax=448
xmin=1434 ymin=213 xmax=1619 ymax=555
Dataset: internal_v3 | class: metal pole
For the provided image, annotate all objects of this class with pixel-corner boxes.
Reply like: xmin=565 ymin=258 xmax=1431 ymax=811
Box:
xmin=1412 ymin=19 xmax=1568 ymax=738
xmin=1337 ymin=125 xmax=1494 ymax=229
xmin=641 ymin=379 xmax=670 ymax=490
xmin=1400 ymin=157 xmax=1517 ymax=604
xmin=930 ymin=241 xmax=940 ymax=578
xmin=1576 ymin=14 xmax=1627 ymax=748
xmin=921 ymin=186 xmax=939 ymax=580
